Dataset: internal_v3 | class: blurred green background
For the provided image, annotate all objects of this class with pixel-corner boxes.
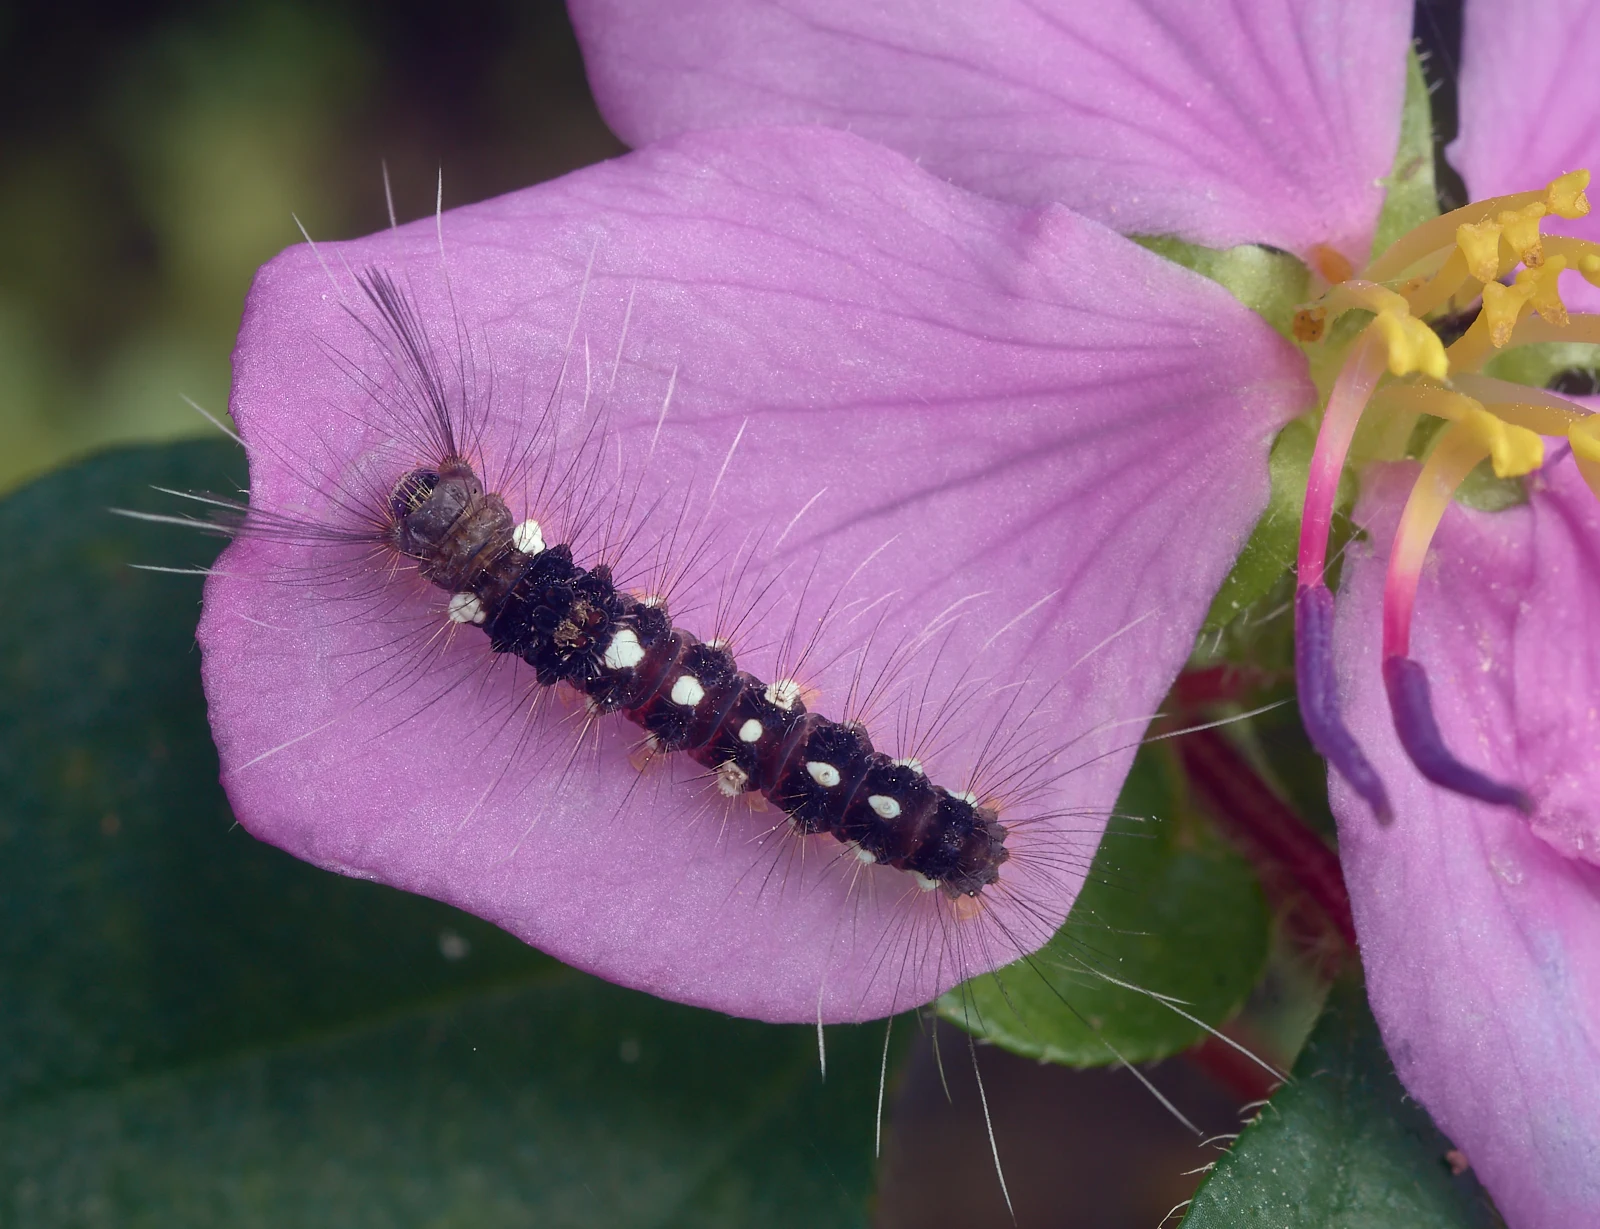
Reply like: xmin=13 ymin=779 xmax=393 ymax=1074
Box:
xmin=0 ymin=0 xmax=622 ymax=494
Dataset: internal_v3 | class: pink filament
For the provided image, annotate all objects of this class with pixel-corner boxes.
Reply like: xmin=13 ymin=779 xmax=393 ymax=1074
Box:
xmin=1380 ymin=428 xmax=1532 ymax=811
xmin=1381 ymin=433 xmax=1487 ymax=660
xmin=1298 ymin=331 xmax=1387 ymax=588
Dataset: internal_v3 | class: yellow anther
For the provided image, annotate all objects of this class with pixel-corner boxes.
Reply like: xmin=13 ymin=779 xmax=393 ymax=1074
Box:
xmin=1499 ymin=202 xmax=1547 ymax=268
xmin=1480 ymin=280 xmax=1531 ymax=348
xmin=1373 ymin=308 xmax=1449 ymax=380
xmin=1568 ymin=416 xmax=1600 ymax=501
xmin=1516 ymin=256 xmax=1569 ymax=326
xmin=1460 ymin=406 xmax=1544 ymax=479
xmin=1456 ymin=216 xmax=1505 ymax=283
xmin=1581 ymin=252 xmax=1600 ymax=288
xmin=1546 ymin=170 xmax=1591 ymax=220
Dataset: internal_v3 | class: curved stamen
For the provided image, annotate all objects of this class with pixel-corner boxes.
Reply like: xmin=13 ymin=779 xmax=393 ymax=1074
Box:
xmin=1295 ymin=584 xmax=1391 ymax=821
xmin=1364 ymin=170 xmax=1589 ymax=282
xmin=1298 ymin=330 xmax=1388 ymax=590
xmin=1448 ymin=374 xmax=1594 ymax=434
xmin=1383 ymin=658 xmax=1531 ymax=812
xmin=1449 ymin=308 xmax=1600 ymax=373
xmin=1381 ymin=420 xmax=1538 ymax=810
xmin=1288 ymin=170 xmax=1597 ymax=821
xmin=1293 ymin=323 xmax=1418 ymax=819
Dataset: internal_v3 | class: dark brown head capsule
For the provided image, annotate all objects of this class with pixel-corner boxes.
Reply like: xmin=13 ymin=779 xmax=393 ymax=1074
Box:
xmin=388 ymin=458 xmax=513 ymax=591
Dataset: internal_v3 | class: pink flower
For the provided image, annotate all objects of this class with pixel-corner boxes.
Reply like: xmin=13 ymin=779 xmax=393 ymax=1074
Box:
xmin=200 ymin=129 xmax=1306 ymax=1024
xmin=1327 ymin=3 xmax=1600 ymax=1224
xmin=567 ymin=0 xmax=1600 ymax=1224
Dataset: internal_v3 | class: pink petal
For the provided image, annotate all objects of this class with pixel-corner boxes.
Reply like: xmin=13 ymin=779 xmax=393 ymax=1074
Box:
xmin=1451 ymin=0 xmax=1600 ymax=312
xmin=569 ymin=0 xmax=1411 ymax=263
xmin=1331 ymin=458 xmax=1600 ymax=1227
xmin=200 ymin=127 xmax=1307 ymax=1023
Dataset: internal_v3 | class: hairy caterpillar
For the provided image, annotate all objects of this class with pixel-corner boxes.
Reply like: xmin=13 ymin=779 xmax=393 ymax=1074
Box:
xmin=174 ymin=128 xmax=1296 ymax=1027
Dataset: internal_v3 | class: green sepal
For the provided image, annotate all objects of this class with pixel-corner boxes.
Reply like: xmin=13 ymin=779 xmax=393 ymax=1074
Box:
xmin=1370 ymin=48 xmax=1442 ymax=264
xmin=1484 ymin=340 xmax=1600 ymax=391
xmin=1202 ymin=417 xmax=1357 ymax=636
xmin=1136 ymin=235 xmax=1310 ymax=339
xmin=936 ymin=746 xmax=1270 ymax=1067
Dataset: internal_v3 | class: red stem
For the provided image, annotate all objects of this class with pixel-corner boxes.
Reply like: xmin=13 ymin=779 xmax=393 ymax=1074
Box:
xmin=1175 ymin=727 xmax=1358 ymax=951
xmin=1186 ymin=1028 xmax=1284 ymax=1107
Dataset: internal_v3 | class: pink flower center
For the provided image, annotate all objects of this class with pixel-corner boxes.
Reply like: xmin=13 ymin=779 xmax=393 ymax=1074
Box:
xmin=1293 ymin=171 xmax=1600 ymax=817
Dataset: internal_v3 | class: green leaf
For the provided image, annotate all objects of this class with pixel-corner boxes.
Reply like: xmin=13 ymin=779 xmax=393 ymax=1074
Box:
xmin=937 ymin=747 xmax=1270 ymax=1066
xmin=1484 ymin=340 xmax=1600 ymax=391
xmin=1370 ymin=49 xmax=1440 ymax=263
xmin=1453 ymin=462 xmax=1530 ymax=513
xmin=0 ymin=443 xmax=889 ymax=1226
xmin=1181 ymin=977 xmax=1499 ymax=1229
xmin=1136 ymin=235 xmax=1310 ymax=339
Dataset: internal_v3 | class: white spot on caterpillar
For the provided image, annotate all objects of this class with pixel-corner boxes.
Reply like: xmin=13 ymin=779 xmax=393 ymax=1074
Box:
xmin=706 ymin=637 xmax=729 ymax=650
xmin=806 ymin=761 xmax=841 ymax=788
xmin=670 ymin=675 xmax=705 ymax=707
xmin=447 ymin=593 xmax=485 ymax=625
xmin=913 ymin=872 xmax=939 ymax=892
xmin=738 ymin=718 xmax=763 ymax=743
xmin=766 ymin=679 xmax=802 ymax=711
xmin=603 ymin=627 xmax=645 ymax=671
xmin=892 ymin=757 xmax=924 ymax=776
xmin=640 ymin=593 xmax=665 ymax=608
xmin=715 ymin=760 xmax=749 ymax=796
xmin=868 ymin=794 xmax=901 ymax=820
xmin=957 ymin=790 xmax=980 ymax=806
xmin=512 ymin=518 xmax=545 ymax=556
xmin=855 ymin=845 xmax=878 ymax=865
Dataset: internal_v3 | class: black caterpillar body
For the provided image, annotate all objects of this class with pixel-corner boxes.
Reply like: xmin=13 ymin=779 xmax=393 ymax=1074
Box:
xmin=392 ymin=455 xmax=1010 ymax=898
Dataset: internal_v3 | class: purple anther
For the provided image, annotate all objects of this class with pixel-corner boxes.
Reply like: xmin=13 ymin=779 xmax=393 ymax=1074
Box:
xmin=1295 ymin=584 xmax=1392 ymax=821
xmin=1382 ymin=655 xmax=1532 ymax=812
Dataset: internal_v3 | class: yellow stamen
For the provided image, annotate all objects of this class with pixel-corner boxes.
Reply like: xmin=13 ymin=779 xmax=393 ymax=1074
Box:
xmin=1399 ymin=248 xmax=1464 ymax=314
xmin=1459 ymin=406 xmax=1544 ymax=479
xmin=1519 ymin=256 xmax=1569 ymax=325
xmin=1456 ymin=216 xmax=1506 ymax=284
xmin=1449 ymin=311 xmax=1600 ymax=372
xmin=1571 ymin=416 xmax=1600 ymax=501
xmin=1324 ymin=280 xmax=1413 ymax=319
xmin=1373 ymin=308 xmax=1448 ymax=380
xmin=1371 ymin=379 xmax=1589 ymax=439
xmin=1367 ymin=171 xmax=1589 ymax=282
xmin=1545 ymin=237 xmax=1600 ymax=287
xmin=1499 ymin=203 xmax=1547 ymax=268
xmin=1449 ymin=373 xmax=1593 ymax=436
xmin=1474 ymin=260 xmax=1568 ymax=350
xmin=1546 ymin=169 xmax=1591 ymax=220
xmin=1480 ymin=281 xmax=1527 ymax=348
xmin=1383 ymin=419 xmax=1510 ymax=671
